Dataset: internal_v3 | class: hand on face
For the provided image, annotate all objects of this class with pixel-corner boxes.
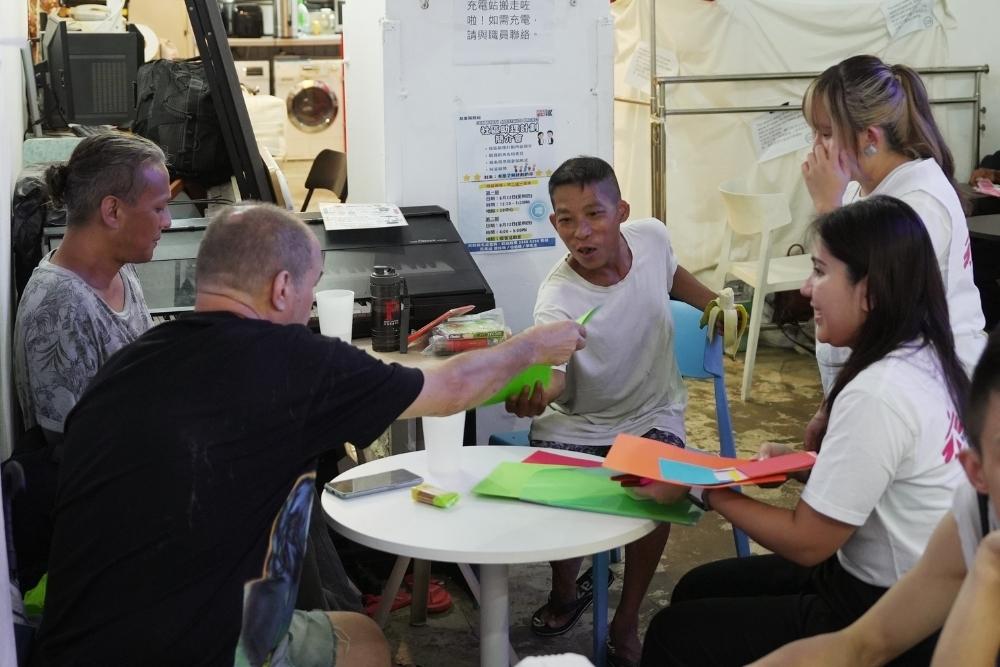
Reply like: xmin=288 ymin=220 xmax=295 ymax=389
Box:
xmin=802 ymin=138 xmax=851 ymax=215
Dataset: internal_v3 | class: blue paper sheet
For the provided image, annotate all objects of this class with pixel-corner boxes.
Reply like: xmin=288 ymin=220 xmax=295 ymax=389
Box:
xmin=657 ymin=459 xmax=726 ymax=486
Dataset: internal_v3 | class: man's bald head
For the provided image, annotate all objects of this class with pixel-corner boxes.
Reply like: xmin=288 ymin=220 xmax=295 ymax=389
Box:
xmin=196 ymin=204 xmax=319 ymax=299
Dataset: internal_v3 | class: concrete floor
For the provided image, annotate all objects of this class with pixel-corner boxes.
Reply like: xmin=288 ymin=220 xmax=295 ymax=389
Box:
xmin=278 ymin=158 xmax=822 ymax=666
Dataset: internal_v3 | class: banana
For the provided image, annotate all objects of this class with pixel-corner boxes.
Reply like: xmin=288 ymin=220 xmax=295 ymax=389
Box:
xmin=698 ymin=288 xmax=749 ymax=359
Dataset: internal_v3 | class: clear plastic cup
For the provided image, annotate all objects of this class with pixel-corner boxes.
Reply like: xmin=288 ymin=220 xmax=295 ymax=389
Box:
xmin=316 ymin=289 xmax=354 ymax=342
xmin=423 ymin=413 xmax=466 ymax=477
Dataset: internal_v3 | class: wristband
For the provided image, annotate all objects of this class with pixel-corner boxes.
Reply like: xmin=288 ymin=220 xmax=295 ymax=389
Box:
xmin=688 ymin=486 xmax=712 ymax=512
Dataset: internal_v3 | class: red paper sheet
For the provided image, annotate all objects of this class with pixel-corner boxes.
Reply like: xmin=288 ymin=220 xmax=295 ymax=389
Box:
xmin=522 ymin=450 xmax=603 ymax=468
xmin=734 ymin=451 xmax=816 ymax=478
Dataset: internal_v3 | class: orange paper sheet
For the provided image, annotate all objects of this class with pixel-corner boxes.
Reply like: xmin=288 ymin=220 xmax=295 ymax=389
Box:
xmin=602 ymin=434 xmax=788 ymax=486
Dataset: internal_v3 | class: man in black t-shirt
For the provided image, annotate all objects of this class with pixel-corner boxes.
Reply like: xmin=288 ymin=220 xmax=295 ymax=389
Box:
xmin=31 ymin=204 xmax=586 ymax=667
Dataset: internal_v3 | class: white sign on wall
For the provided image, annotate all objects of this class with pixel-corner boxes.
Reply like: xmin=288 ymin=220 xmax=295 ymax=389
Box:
xmin=623 ymin=41 xmax=679 ymax=92
xmin=748 ymin=109 xmax=815 ymax=163
xmin=454 ymin=0 xmax=553 ymax=65
xmin=456 ymin=106 xmax=559 ymax=252
xmin=880 ymin=0 xmax=936 ymax=39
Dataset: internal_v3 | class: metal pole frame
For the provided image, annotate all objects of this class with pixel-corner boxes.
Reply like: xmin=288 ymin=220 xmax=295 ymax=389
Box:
xmin=640 ymin=20 xmax=990 ymax=218
xmin=649 ymin=0 xmax=666 ymax=222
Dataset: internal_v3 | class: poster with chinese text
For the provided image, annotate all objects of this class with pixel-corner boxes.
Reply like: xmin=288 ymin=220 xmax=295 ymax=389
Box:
xmin=454 ymin=0 xmax=553 ymax=65
xmin=456 ymin=106 xmax=558 ymax=253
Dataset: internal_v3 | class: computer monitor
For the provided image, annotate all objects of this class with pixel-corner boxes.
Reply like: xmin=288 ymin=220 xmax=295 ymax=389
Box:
xmin=185 ymin=0 xmax=275 ymax=203
xmin=42 ymin=20 xmax=141 ymax=128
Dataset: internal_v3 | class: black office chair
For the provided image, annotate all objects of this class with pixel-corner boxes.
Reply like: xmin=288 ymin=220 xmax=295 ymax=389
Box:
xmin=301 ymin=149 xmax=348 ymax=212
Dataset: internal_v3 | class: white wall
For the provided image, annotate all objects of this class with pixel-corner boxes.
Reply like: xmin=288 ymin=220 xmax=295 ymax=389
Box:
xmin=946 ymin=0 xmax=1000 ymax=169
xmin=128 ymin=0 xmax=196 ymax=59
xmin=0 ymin=3 xmax=28 ymax=664
xmin=346 ymin=0 xmax=614 ymax=441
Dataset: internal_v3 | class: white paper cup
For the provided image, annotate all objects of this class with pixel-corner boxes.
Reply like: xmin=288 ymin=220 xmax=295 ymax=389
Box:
xmin=423 ymin=412 xmax=465 ymax=476
xmin=316 ymin=289 xmax=355 ymax=341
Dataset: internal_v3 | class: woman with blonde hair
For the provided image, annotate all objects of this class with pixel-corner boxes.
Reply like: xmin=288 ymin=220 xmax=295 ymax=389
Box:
xmin=800 ymin=54 xmax=986 ymax=446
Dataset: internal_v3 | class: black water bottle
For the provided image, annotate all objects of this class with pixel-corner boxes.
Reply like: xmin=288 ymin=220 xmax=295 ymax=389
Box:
xmin=370 ymin=266 xmax=402 ymax=352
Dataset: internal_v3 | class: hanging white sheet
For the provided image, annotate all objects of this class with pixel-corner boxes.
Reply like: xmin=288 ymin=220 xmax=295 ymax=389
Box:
xmin=611 ymin=0 xmax=961 ymax=278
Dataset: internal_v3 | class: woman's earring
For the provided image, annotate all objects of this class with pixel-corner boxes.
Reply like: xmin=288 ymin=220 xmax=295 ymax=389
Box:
xmin=864 ymin=144 xmax=878 ymax=157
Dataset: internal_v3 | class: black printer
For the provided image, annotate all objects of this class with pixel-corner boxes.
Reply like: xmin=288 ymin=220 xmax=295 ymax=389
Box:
xmin=42 ymin=205 xmax=496 ymax=338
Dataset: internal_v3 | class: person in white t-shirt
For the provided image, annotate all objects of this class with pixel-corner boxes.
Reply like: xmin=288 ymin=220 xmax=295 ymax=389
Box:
xmin=505 ymin=156 xmax=718 ymax=666
xmin=800 ymin=55 xmax=987 ymax=450
xmin=751 ymin=328 xmax=1000 ymax=667
xmin=636 ymin=196 xmax=971 ymax=666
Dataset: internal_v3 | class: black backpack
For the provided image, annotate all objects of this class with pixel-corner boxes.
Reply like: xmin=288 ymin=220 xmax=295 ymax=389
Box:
xmin=12 ymin=165 xmax=66 ymax=302
xmin=133 ymin=58 xmax=233 ymax=187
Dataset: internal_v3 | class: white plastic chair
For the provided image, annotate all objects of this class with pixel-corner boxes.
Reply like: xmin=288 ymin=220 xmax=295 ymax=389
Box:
xmin=717 ymin=179 xmax=812 ymax=401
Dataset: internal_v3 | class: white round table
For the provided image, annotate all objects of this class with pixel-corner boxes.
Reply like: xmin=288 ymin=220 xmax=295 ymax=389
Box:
xmin=322 ymin=446 xmax=657 ymax=667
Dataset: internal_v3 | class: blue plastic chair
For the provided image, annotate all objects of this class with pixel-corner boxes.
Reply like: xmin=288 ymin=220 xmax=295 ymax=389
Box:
xmin=669 ymin=300 xmax=751 ymax=559
xmin=488 ymin=430 xmax=530 ymax=447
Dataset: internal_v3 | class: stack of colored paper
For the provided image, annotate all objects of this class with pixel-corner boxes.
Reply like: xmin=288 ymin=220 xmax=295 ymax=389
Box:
xmin=472 ymin=460 xmax=702 ymax=525
xmin=604 ymin=434 xmax=816 ymax=487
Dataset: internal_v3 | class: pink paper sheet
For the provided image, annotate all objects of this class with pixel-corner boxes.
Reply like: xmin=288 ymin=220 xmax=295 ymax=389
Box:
xmin=522 ymin=450 xmax=603 ymax=468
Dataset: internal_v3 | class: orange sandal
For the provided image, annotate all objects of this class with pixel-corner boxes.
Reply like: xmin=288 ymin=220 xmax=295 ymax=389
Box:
xmin=402 ymin=573 xmax=453 ymax=614
xmin=362 ymin=589 xmax=412 ymax=617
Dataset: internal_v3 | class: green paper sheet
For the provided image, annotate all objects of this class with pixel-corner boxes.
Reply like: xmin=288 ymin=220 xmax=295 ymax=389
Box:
xmin=481 ymin=364 xmax=552 ymax=406
xmin=472 ymin=462 xmax=702 ymax=525
xmin=576 ymin=306 xmax=600 ymax=325
xmin=480 ymin=307 xmax=599 ymax=407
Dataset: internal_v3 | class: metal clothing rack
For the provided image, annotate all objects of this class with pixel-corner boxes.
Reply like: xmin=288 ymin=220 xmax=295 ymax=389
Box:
xmin=642 ymin=0 xmax=989 ymax=220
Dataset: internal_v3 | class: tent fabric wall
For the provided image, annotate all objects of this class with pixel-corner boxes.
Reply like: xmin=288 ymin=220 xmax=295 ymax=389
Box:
xmin=612 ymin=0 xmax=971 ymax=280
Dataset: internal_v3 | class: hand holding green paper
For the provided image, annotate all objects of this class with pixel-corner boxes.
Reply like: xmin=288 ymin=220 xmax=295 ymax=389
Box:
xmin=482 ymin=307 xmax=598 ymax=407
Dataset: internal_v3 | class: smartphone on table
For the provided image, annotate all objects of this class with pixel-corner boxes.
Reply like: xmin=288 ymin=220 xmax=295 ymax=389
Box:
xmin=325 ymin=468 xmax=423 ymax=499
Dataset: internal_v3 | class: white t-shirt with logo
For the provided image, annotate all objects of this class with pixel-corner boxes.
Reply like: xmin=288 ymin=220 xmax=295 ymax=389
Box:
xmin=530 ymin=218 xmax=687 ymax=448
xmin=816 ymin=158 xmax=987 ymax=393
xmin=801 ymin=342 xmax=967 ymax=587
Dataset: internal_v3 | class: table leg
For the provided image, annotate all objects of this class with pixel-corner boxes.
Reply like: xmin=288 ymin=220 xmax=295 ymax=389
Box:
xmin=592 ymin=550 xmax=610 ymax=667
xmin=375 ymin=555 xmax=411 ymax=628
xmin=458 ymin=563 xmax=519 ymax=664
xmin=478 ymin=563 xmax=509 ymax=667
xmin=409 ymin=558 xmax=431 ymax=626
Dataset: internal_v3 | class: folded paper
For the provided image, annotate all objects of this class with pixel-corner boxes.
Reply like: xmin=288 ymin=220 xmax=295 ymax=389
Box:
xmin=522 ymin=450 xmax=603 ymax=468
xmin=605 ymin=433 xmax=813 ymax=487
xmin=473 ymin=462 xmax=702 ymax=525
